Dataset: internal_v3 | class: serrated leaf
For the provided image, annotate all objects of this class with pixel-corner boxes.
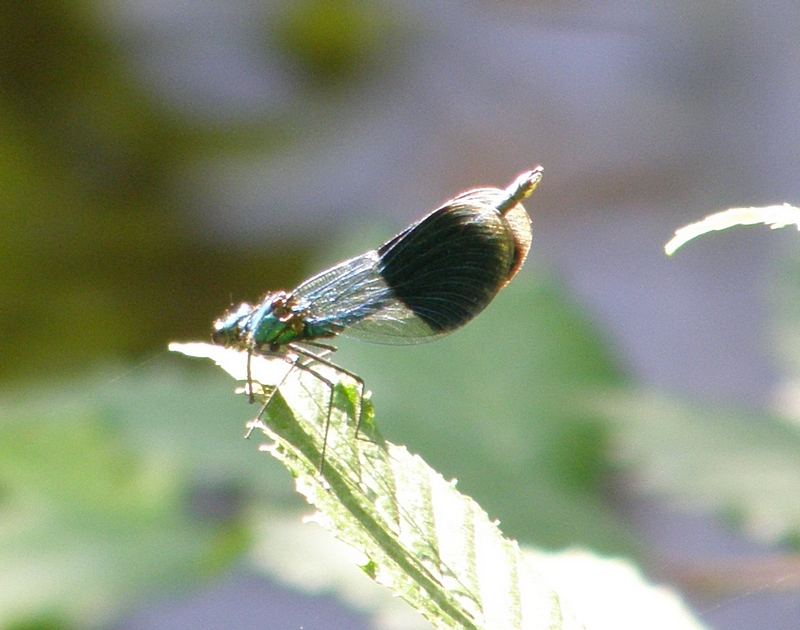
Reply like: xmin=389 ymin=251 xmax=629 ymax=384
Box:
xmin=171 ymin=343 xmax=706 ymax=630
xmin=170 ymin=342 xmax=582 ymax=629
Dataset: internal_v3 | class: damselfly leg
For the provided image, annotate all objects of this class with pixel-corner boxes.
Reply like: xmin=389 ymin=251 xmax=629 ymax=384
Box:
xmin=243 ymin=343 xmax=365 ymax=474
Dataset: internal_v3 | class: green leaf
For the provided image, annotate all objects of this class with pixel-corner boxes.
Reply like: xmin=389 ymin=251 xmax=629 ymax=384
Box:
xmin=769 ymin=246 xmax=800 ymax=420
xmin=171 ymin=342 xmax=575 ymax=629
xmin=171 ymin=342 xmax=706 ymax=629
xmin=0 ymin=385 xmax=241 ymax=629
xmin=522 ymin=548 xmax=706 ymax=630
xmin=665 ymin=204 xmax=800 ymax=255
xmin=594 ymin=389 xmax=800 ymax=544
xmin=0 ymin=358 xmax=327 ymax=629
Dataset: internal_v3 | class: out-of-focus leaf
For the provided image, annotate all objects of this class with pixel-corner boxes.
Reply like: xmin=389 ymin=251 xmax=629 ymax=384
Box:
xmin=524 ymin=548 xmax=707 ymax=630
xmin=0 ymin=356 xmax=325 ymax=629
xmin=0 ymin=385 xmax=237 ymax=628
xmin=594 ymin=389 xmax=800 ymax=545
xmin=271 ymin=0 xmax=400 ymax=86
xmin=769 ymin=244 xmax=800 ymax=423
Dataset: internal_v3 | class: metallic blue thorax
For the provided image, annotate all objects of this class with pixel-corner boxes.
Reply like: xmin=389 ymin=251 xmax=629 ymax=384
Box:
xmin=212 ymin=291 xmax=339 ymax=352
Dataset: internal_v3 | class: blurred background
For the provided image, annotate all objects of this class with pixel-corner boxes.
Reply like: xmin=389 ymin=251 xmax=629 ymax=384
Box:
xmin=3 ymin=1 xmax=800 ymax=629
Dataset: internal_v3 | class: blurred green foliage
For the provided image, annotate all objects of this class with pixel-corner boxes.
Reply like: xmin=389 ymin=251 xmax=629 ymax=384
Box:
xmin=0 ymin=364 xmax=251 ymax=629
xmin=0 ymin=0 xmax=393 ymax=382
xmin=272 ymin=0 xmax=399 ymax=88
xmin=5 ymin=3 xmax=800 ymax=629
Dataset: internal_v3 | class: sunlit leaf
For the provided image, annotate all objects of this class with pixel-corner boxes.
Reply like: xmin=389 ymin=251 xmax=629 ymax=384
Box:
xmin=172 ymin=343 xmax=706 ymax=629
xmin=665 ymin=204 xmax=800 ymax=255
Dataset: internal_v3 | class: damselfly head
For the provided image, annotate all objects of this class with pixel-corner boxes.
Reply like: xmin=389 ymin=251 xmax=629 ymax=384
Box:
xmin=212 ymin=302 xmax=254 ymax=346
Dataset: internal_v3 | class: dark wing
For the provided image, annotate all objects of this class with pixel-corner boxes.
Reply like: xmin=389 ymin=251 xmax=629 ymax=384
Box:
xmin=343 ymin=200 xmax=521 ymax=343
xmin=292 ymin=170 xmax=537 ymax=345
xmin=373 ymin=202 xmax=516 ymax=334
